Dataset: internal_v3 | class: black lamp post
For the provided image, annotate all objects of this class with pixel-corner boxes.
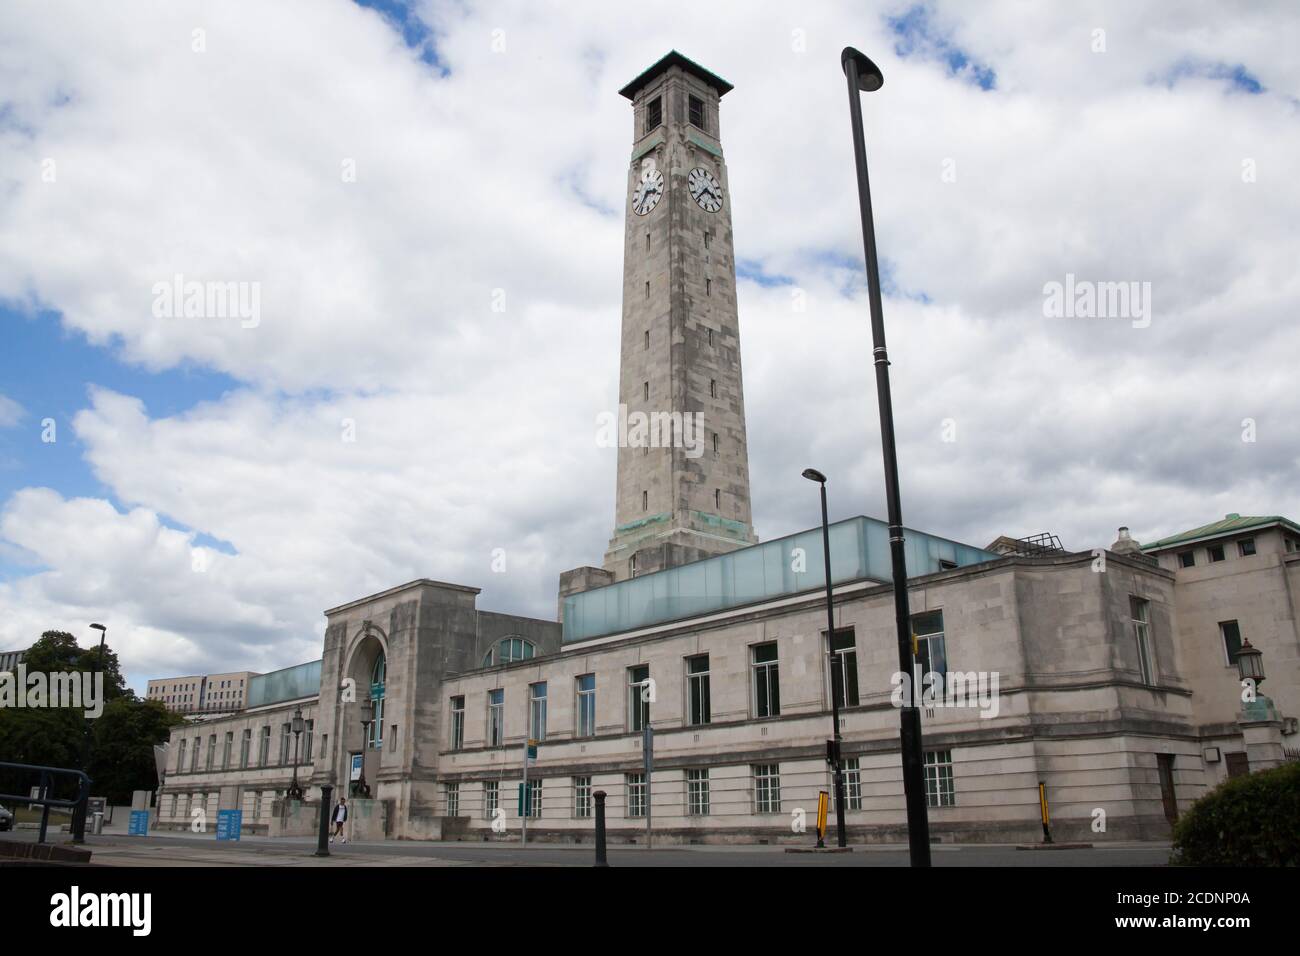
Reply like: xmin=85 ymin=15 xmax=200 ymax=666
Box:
xmin=802 ymin=468 xmax=848 ymax=849
xmin=355 ymin=696 xmax=374 ymax=797
xmin=841 ymin=46 xmax=931 ymax=866
xmin=71 ymin=622 xmax=108 ymax=844
xmin=287 ymin=706 xmax=305 ymax=801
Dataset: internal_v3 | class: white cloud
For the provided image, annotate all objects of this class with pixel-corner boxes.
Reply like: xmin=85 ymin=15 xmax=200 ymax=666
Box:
xmin=0 ymin=0 xmax=1297 ymax=687
xmin=0 ymin=394 xmax=24 ymax=428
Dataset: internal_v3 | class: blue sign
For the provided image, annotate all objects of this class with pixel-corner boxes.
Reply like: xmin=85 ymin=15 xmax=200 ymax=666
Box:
xmin=128 ymin=810 xmax=150 ymax=836
xmin=216 ymin=809 xmax=242 ymax=841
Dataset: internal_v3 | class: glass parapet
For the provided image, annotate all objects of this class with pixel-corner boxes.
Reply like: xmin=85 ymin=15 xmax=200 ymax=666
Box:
xmin=563 ymin=516 xmax=995 ymax=643
xmin=247 ymin=659 xmax=322 ymax=708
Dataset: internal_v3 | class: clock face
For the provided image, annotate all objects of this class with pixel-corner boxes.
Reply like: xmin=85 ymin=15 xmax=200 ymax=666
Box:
xmin=632 ymin=168 xmax=664 ymax=216
xmin=688 ymin=167 xmax=723 ymax=212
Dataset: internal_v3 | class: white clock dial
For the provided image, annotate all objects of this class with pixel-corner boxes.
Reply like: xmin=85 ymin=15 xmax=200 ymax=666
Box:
xmin=688 ymin=166 xmax=723 ymax=213
xmin=632 ymin=168 xmax=664 ymax=216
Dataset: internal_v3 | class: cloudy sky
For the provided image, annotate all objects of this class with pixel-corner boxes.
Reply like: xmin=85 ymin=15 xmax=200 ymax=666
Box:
xmin=1 ymin=0 xmax=1296 ymax=691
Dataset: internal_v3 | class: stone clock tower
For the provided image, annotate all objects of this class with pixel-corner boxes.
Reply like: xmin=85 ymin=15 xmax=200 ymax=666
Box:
xmin=598 ymin=51 xmax=759 ymax=583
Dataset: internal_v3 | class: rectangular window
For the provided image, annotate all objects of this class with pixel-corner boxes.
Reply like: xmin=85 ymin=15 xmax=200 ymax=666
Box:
xmin=1239 ymin=538 xmax=1256 ymax=557
xmin=841 ymin=757 xmax=863 ymax=811
xmin=1208 ymin=544 xmax=1226 ymax=562
xmin=752 ymin=643 xmax=780 ymax=718
xmin=484 ymin=781 xmax=499 ymax=819
xmin=645 ymin=280 xmax=650 ymax=299
xmin=644 ymin=329 xmax=649 ymax=349
xmin=753 ymin=764 xmax=782 ymax=813
xmin=1178 ymin=550 xmax=1195 ymax=568
xmin=643 ymin=381 xmax=649 ymax=401
xmin=206 ymin=734 xmax=216 ymax=771
xmin=304 ymin=720 xmax=314 ymax=762
xmin=450 ymin=696 xmax=465 ymax=750
xmin=628 ymin=664 xmax=650 ymax=732
xmin=574 ymin=776 xmax=592 ymax=818
xmin=913 ymin=611 xmax=947 ymax=681
xmin=705 ymin=277 xmax=711 ymax=296
xmin=190 ymin=738 xmax=201 ymax=772
xmin=703 ymin=231 xmax=712 ymax=250
xmin=642 ymin=490 xmax=648 ymax=512
xmin=707 ymin=327 xmax=713 ymax=345
xmin=529 ymin=682 xmax=548 ymax=741
xmin=686 ymin=654 xmax=711 ymax=726
xmin=712 ymin=433 xmax=719 ymax=456
xmin=1220 ymin=620 xmax=1243 ymax=666
xmin=827 ymin=627 xmax=860 ymax=708
xmin=487 ymin=689 xmax=504 ymax=747
xmin=645 ymin=96 xmax=661 ymax=133
xmin=714 ymin=488 xmax=721 ymax=509
xmin=1131 ymin=596 xmax=1156 ymax=685
xmin=223 ymin=732 xmax=233 ymax=770
xmin=239 ymin=730 xmax=251 ymax=769
xmin=576 ymin=675 xmax=596 ymax=738
xmin=444 ymin=782 xmax=460 ymax=817
xmin=626 ymin=772 xmax=646 ymax=818
xmin=688 ymin=94 xmax=705 ymax=130
xmin=524 ymin=778 xmax=541 ymax=819
xmin=279 ymin=723 xmax=291 ymax=764
xmin=709 ymin=378 xmax=716 ymax=397
xmin=258 ymin=726 xmax=271 ymax=767
xmin=687 ymin=768 xmax=710 ymax=815
xmin=924 ymin=750 xmax=955 ymax=807
xmin=177 ymin=739 xmax=186 ymax=772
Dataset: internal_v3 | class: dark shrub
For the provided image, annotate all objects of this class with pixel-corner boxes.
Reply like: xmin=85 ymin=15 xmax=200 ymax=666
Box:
xmin=1171 ymin=761 xmax=1300 ymax=866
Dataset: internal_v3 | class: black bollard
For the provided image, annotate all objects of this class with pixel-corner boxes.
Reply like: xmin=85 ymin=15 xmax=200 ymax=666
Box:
xmin=315 ymin=785 xmax=332 ymax=857
xmin=593 ymin=790 xmax=609 ymax=867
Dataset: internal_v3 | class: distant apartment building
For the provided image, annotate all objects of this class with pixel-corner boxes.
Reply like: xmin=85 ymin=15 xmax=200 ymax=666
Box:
xmin=147 ymin=671 xmax=259 ymax=715
xmin=0 ymin=647 xmax=28 ymax=673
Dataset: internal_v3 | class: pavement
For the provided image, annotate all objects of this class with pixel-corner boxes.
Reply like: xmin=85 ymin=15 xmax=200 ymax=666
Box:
xmin=0 ymin=829 xmax=1175 ymax=867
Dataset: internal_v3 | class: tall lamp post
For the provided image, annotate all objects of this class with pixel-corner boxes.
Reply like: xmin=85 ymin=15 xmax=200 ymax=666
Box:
xmin=287 ymin=706 xmax=305 ymax=801
xmin=841 ymin=46 xmax=931 ymax=866
xmin=72 ymin=622 xmax=108 ymax=843
xmin=355 ymin=697 xmax=374 ymax=797
xmin=802 ymin=469 xmax=848 ymax=849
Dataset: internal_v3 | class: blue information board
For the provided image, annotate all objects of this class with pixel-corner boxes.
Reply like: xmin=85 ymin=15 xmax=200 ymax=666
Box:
xmin=216 ymin=809 xmax=242 ymax=841
xmin=128 ymin=810 xmax=150 ymax=836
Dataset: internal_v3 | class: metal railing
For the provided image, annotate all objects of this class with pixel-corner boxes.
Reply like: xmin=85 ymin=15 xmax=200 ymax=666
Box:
xmin=0 ymin=761 xmax=92 ymax=844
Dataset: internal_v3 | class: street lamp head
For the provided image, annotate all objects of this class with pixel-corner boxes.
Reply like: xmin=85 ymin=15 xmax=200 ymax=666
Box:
xmin=89 ymin=623 xmax=106 ymax=632
xmin=292 ymin=705 xmax=304 ymax=735
xmin=841 ymin=47 xmax=885 ymax=92
xmin=1236 ymin=638 xmax=1265 ymax=687
xmin=802 ymin=468 xmax=827 ymax=484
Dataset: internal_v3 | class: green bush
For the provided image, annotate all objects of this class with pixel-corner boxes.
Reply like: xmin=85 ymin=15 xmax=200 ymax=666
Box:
xmin=1171 ymin=761 xmax=1300 ymax=866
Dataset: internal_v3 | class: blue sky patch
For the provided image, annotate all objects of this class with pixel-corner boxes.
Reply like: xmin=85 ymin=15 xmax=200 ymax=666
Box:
xmin=1158 ymin=58 xmax=1264 ymax=95
xmin=353 ymin=0 xmax=447 ymax=72
xmin=886 ymin=5 xmax=997 ymax=91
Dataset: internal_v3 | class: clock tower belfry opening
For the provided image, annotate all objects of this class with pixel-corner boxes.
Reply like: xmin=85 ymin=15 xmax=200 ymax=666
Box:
xmin=599 ymin=51 xmax=759 ymax=583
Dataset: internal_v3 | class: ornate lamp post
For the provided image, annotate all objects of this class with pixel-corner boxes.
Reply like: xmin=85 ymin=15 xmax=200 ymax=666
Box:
xmin=286 ymin=706 xmax=305 ymax=801
xmin=354 ymin=696 xmax=374 ymax=797
xmin=1236 ymin=638 xmax=1265 ymax=693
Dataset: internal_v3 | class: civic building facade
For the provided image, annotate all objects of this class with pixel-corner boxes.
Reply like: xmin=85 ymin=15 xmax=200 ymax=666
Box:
xmin=155 ymin=53 xmax=1299 ymax=844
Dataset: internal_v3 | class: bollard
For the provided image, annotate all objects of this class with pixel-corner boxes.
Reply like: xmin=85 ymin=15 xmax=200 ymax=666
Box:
xmin=315 ymin=785 xmax=333 ymax=857
xmin=593 ymin=790 xmax=609 ymax=867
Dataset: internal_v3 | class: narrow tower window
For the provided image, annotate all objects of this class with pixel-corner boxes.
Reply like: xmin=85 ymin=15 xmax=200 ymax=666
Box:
xmin=645 ymin=281 xmax=650 ymax=299
xmin=703 ymin=231 xmax=712 ymax=249
xmin=643 ymin=381 xmax=649 ymax=401
xmin=709 ymin=379 xmax=717 ymax=398
xmin=706 ymin=277 xmax=712 ymax=296
xmin=644 ymin=329 xmax=650 ymax=349
xmin=642 ymin=490 xmax=649 ymax=512
xmin=715 ymin=488 xmax=721 ymax=509
xmin=707 ymin=328 xmax=713 ymax=346
xmin=712 ymin=433 xmax=719 ymax=456
xmin=645 ymin=96 xmax=662 ymax=133
xmin=689 ymin=95 xmax=705 ymax=131
xmin=646 ymin=232 xmax=650 ymax=252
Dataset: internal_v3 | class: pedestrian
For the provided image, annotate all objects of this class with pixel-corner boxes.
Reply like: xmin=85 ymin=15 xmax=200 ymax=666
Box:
xmin=330 ymin=796 xmax=348 ymax=843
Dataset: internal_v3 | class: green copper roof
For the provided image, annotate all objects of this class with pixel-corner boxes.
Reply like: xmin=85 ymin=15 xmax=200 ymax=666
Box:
xmin=619 ymin=50 xmax=733 ymax=100
xmin=1142 ymin=514 xmax=1300 ymax=551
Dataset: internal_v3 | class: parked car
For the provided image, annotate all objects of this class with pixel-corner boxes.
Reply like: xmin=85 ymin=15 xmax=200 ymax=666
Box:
xmin=0 ymin=803 xmax=13 ymax=832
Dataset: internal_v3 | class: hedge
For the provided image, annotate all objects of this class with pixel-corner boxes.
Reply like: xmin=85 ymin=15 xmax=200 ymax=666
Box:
xmin=1171 ymin=760 xmax=1300 ymax=866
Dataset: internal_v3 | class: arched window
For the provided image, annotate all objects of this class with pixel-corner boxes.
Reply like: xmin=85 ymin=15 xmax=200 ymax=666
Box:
xmin=481 ymin=637 xmax=536 ymax=667
xmin=369 ymin=652 xmax=386 ymax=750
